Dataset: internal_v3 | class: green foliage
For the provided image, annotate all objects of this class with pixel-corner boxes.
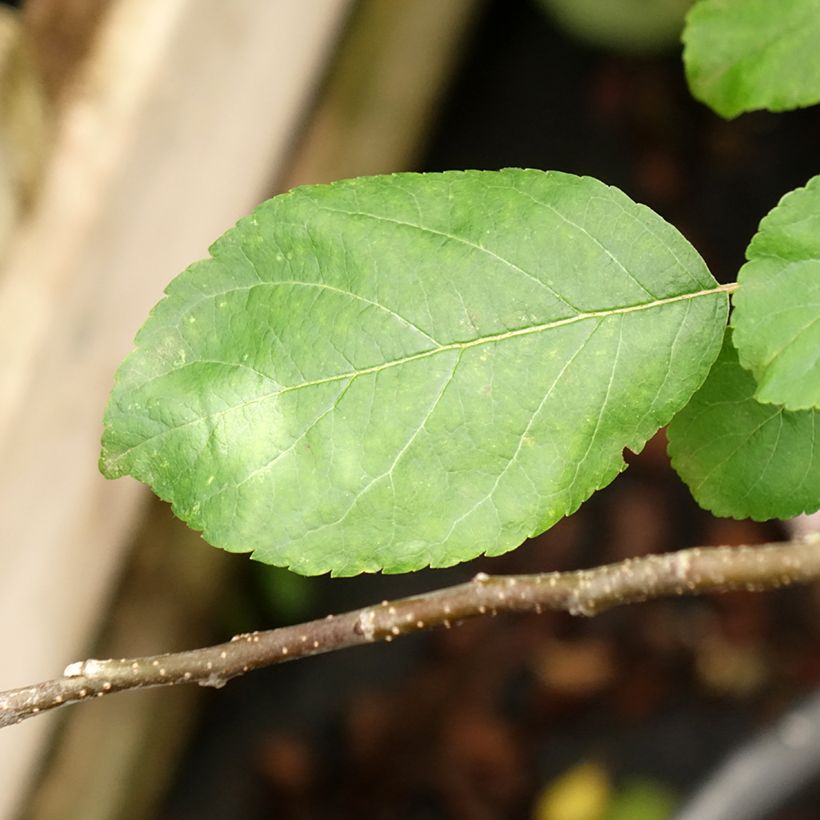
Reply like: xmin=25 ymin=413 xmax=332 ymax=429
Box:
xmin=101 ymin=170 xmax=727 ymax=576
xmin=683 ymin=0 xmax=820 ymax=118
xmin=537 ymin=0 xmax=691 ymax=54
xmin=668 ymin=332 xmax=820 ymax=521
xmin=731 ymin=175 xmax=820 ymax=411
xmin=602 ymin=778 xmax=677 ymax=820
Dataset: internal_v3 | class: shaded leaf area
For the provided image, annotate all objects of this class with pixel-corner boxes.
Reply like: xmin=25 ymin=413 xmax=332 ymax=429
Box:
xmin=731 ymin=175 xmax=820 ymax=410
xmin=668 ymin=332 xmax=819 ymax=521
xmin=683 ymin=0 xmax=820 ymax=118
xmin=101 ymin=170 xmax=726 ymax=576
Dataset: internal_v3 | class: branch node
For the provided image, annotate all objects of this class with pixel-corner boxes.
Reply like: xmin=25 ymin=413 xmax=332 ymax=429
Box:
xmin=355 ymin=608 xmax=377 ymax=641
xmin=62 ymin=661 xmax=84 ymax=677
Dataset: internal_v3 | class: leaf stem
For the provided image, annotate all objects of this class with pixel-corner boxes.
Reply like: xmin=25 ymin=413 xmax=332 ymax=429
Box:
xmin=1 ymin=533 xmax=817 ymax=729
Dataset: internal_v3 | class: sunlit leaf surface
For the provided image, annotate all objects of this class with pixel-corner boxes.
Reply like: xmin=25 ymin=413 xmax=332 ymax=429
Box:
xmin=102 ymin=170 xmax=726 ymax=575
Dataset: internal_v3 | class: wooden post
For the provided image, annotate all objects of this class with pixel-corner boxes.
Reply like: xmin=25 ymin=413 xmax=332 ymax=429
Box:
xmin=0 ymin=2 xmax=351 ymax=817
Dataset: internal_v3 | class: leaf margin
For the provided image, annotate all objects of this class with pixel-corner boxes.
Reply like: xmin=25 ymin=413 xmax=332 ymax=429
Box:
xmin=101 ymin=169 xmax=729 ymax=576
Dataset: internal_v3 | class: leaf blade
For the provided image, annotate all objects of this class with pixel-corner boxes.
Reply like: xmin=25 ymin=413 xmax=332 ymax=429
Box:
xmin=102 ymin=170 xmax=727 ymax=575
xmin=668 ymin=332 xmax=820 ymax=521
xmin=683 ymin=0 xmax=820 ymax=119
xmin=731 ymin=175 xmax=820 ymax=410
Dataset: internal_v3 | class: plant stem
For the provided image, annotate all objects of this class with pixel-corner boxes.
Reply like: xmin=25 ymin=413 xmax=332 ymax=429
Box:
xmin=1 ymin=533 xmax=818 ymax=729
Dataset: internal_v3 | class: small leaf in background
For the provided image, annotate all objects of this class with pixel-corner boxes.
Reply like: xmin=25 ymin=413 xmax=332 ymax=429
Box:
xmin=683 ymin=0 xmax=820 ymax=118
xmin=253 ymin=565 xmax=319 ymax=623
xmin=602 ymin=778 xmax=677 ymax=820
xmin=668 ymin=332 xmax=820 ymax=521
xmin=533 ymin=761 xmax=610 ymax=820
xmin=731 ymin=175 xmax=820 ymax=411
xmin=101 ymin=170 xmax=727 ymax=576
xmin=536 ymin=0 xmax=692 ymax=54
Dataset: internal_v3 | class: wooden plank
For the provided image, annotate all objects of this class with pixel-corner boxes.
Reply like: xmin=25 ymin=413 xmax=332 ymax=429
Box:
xmin=0 ymin=2 xmax=352 ymax=818
xmin=21 ymin=502 xmax=236 ymax=820
xmin=285 ymin=0 xmax=481 ymax=188
xmin=0 ymin=7 xmax=50 ymax=259
xmin=16 ymin=2 xmax=482 ymax=817
xmin=23 ymin=0 xmax=114 ymax=103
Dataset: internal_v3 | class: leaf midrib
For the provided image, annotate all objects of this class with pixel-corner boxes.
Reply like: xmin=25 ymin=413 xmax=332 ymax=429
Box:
xmin=105 ymin=285 xmax=726 ymax=472
xmin=271 ymin=285 xmax=725 ymax=396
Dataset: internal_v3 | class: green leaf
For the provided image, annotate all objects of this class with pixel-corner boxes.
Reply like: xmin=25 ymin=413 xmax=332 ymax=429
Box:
xmin=668 ymin=331 xmax=820 ymax=521
xmin=683 ymin=0 xmax=820 ymax=118
xmin=731 ymin=176 xmax=820 ymax=410
xmin=537 ymin=0 xmax=692 ymax=55
xmin=101 ymin=170 xmax=727 ymax=576
xmin=603 ymin=779 xmax=677 ymax=820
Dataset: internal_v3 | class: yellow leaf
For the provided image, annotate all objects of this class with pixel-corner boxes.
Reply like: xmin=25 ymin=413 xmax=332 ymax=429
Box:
xmin=533 ymin=761 xmax=610 ymax=820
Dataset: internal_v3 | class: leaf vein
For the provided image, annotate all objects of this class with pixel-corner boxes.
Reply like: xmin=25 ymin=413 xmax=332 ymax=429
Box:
xmin=511 ymin=186 xmax=659 ymax=300
xmin=107 ymin=287 xmax=726 ymax=470
xmin=315 ymin=205 xmax=583 ymax=313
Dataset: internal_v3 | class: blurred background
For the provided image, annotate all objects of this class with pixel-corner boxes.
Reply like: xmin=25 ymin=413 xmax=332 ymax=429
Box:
xmin=0 ymin=1 xmax=819 ymax=819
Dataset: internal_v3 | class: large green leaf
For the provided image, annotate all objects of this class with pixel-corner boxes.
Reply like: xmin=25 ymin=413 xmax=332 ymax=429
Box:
xmin=668 ymin=332 xmax=820 ymax=520
xmin=731 ymin=176 xmax=820 ymax=410
xmin=101 ymin=170 xmax=727 ymax=576
xmin=683 ymin=0 xmax=820 ymax=118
